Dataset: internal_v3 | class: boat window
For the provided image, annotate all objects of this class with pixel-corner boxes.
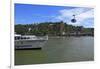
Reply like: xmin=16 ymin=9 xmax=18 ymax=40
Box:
xmin=15 ymin=36 xmax=21 ymax=40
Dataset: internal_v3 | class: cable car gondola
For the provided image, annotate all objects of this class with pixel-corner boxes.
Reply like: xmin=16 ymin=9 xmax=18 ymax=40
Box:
xmin=71 ymin=15 xmax=77 ymax=23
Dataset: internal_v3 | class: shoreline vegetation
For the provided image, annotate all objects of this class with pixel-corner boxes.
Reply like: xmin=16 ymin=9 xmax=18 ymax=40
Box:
xmin=15 ymin=21 xmax=94 ymax=36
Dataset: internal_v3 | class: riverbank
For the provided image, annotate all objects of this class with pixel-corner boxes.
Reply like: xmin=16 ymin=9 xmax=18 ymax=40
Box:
xmin=47 ymin=34 xmax=94 ymax=37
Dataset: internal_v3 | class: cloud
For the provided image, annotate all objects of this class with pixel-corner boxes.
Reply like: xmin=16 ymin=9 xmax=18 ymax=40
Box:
xmin=55 ymin=7 xmax=94 ymax=27
xmin=81 ymin=18 xmax=94 ymax=28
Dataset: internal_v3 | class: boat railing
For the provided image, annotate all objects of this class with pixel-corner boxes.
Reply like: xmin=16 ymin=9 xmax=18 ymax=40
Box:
xmin=15 ymin=35 xmax=48 ymax=41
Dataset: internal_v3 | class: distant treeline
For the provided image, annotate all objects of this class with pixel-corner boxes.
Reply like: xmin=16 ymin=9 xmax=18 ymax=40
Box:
xmin=15 ymin=21 xmax=94 ymax=36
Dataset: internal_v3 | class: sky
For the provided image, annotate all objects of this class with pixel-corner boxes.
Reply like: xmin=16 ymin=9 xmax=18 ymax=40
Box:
xmin=15 ymin=3 xmax=94 ymax=28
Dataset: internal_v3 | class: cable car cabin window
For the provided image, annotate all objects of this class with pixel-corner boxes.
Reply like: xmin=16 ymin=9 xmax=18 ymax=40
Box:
xmin=71 ymin=19 xmax=77 ymax=23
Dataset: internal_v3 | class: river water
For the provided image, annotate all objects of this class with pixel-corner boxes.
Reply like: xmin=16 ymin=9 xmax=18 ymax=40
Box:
xmin=15 ymin=36 xmax=94 ymax=65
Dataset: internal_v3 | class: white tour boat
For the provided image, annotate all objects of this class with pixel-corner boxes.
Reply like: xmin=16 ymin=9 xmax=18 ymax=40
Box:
xmin=15 ymin=34 xmax=48 ymax=50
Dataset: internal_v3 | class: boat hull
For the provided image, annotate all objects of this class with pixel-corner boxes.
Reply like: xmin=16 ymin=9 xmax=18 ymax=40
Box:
xmin=15 ymin=40 xmax=47 ymax=50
